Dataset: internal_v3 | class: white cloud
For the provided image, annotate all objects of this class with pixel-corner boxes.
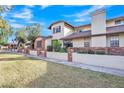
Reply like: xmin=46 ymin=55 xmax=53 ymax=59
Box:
xmin=8 ymin=19 xmax=16 ymax=23
xmin=63 ymin=5 xmax=112 ymax=22
xmin=13 ymin=8 xmax=33 ymax=20
xmin=76 ymin=5 xmax=106 ymax=17
xmin=41 ymin=5 xmax=51 ymax=10
xmin=27 ymin=5 xmax=35 ymax=8
xmin=10 ymin=23 xmax=24 ymax=28
xmin=74 ymin=17 xmax=90 ymax=22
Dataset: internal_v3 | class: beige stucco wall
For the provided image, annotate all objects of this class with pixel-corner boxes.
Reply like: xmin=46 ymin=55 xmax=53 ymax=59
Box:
xmin=64 ymin=26 xmax=74 ymax=36
xmin=106 ymin=20 xmax=116 ymax=27
xmin=73 ymin=53 xmax=124 ymax=70
xmin=51 ymin=22 xmax=74 ymax=40
xmin=52 ymin=22 xmax=64 ymax=40
xmin=76 ymin=25 xmax=91 ymax=31
xmin=72 ymin=38 xmax=84 ymax=47
xmin=45 ymin=38 xmax=52 ymax=49
xmin=91 ymin=10 xmax=106 ymax=35
xmin=91 ymin=36 xmax=107 ymax=47
xmin=47 ymin=52 xmax=68 ymax=61
xmin=29 ymin=50 xmax=37 ymax=56
xmin=119 ymin=33 xmax=124 ymax=47
xmin=106 ymin=36 xmax=111 ymax=47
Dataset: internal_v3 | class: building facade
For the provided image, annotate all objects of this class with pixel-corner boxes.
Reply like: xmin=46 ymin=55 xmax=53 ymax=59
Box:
xmin=47 ymin=9 xmax=124 ymax=49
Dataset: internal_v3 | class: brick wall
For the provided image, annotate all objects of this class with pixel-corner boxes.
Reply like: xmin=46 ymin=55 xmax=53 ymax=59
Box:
xmin=34 ymin=36 xmax=46 ymax=57
xmin=108 ymin=47 xmax=124 ymax=56
xmin=34 ymin=36 xmax=45 ymax=51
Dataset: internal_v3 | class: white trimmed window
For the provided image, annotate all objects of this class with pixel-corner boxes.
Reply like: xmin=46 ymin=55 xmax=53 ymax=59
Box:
xmin=115 ymin=20 xmax=124 ymax=25
xmin=78 ymin=30 xmax=83 ymax=33
xmin=84 ymin=37 xmax=90 ymax=47
xmin=37 ymin=41 xmax=42 ymax=48
xmin=110 ymin=35 xmax=119 ymax=47
xmin=53 ymin=26 xmax=61 ymax=34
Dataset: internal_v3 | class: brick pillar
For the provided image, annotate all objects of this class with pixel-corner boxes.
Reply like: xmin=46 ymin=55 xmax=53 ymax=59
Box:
xmin=68 ymin=48 xmax=74 ymax=62
xmin=44 ymin=50 xmax=47 ymax=57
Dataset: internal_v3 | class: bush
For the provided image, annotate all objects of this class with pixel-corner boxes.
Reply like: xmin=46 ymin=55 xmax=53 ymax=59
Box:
xmin=47 ymin=46 xmax=53 ymax=51
xmin=52 ymin=40 xmax=61 ymax=52
xmin=88 ymin=50 xmax=94 ymax=54
xmin=78 ymin=51 xmax=88 ymax=54
xmin=95 ymin=51 xmax=105 ymax=55
xmin=54 ymin=46 xmax=61 ymax=52
xmin=59 ymin=48 xmax=67 ymax=53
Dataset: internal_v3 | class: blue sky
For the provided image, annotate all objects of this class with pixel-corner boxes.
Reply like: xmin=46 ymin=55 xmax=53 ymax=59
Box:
xmin=2 ymin=5 xmax=124 ymax=42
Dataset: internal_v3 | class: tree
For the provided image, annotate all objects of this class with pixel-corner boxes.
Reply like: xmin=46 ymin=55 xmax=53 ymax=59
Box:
xmin=15 ymin=23 xmax=41 ymax=49
xmin=26 ymin=23 xmax=41 ymax=49
xmin=0 ymin=16 xmax=13 ymax=45
xmin=0 ymin=5 xmax=13 ymax=45
xmin=52 ymin=40 xmax=61 ymax=52
xmin=15 ymin=27 xmax=27 ymax=48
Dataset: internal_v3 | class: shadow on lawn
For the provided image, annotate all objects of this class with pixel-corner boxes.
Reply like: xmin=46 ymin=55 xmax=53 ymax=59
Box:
xmin=25 ymin=62 xmax=72 ymax=88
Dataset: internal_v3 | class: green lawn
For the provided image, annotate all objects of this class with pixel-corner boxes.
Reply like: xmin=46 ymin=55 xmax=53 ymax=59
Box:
xmin=0 ymin=53 xmax=124 ymax=88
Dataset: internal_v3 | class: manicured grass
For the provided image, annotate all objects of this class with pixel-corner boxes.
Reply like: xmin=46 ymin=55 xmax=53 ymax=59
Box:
xmin=0 ymin=53 xmax=124 ymax=88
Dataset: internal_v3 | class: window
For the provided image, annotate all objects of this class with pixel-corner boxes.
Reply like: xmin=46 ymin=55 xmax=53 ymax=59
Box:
xmin=110 ymin=35 xmax=119 ymax=47
xmin=64 ymin=40 xmax=73 ymax=48
xmin=78 ymin=30 xmax=83 ymax=33
xmin=58 ymin=26 xmax=61 ymax=32
xmin=84 ymin=37 xmax=90 ymax=47
xmin=53 ymin=26 xmax=61 ymax=34
xmin=37 ymin=41 xmax=42 ymax=48
xmin=53 ymin=27 xmax=55 ymax=33
xmin=115 ymin=20 xmax=124 ymax=25
xmin=84 ymin=42 xmax=90 ymax=47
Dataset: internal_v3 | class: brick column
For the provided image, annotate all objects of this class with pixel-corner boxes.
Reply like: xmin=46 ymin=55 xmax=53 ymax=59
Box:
xmin=68 ymin=48 xmax=74 ymax=62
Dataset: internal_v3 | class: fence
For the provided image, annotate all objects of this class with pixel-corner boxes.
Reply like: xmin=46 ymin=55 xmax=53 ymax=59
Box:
xmin=72 ymin=53 xmax=124 ymax=70
xmin=29 ymin=50 xmax=37 ymax=56
xmin=47 ymin=52 xmax=68 ymax=61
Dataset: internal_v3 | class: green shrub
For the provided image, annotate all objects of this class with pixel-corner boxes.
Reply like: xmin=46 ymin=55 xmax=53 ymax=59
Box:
xmin=88 ymin=50 xmax=94 ymax=54
xmin=78 ymin=51 xmax=88 ymax=54
xmin=54 ymin=46 xmax=61 ymax=52
xmin=59 ymin=48 xmax=67 ymax=53
xmin=52 ymin=40 xmax=61 ymax=52
xmin=47 ymin=46 xmax=53 ymax=51
xmin=95 ymin=51 xmax=105 ymax=55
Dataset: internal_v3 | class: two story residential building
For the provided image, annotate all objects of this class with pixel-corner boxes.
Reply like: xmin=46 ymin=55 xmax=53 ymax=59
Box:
xmin=47 ymin=9 xmax=124 ymax=49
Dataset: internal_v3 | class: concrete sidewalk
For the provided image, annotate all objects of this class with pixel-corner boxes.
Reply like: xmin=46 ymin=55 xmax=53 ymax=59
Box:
xmin=25 ymin=54 xmax=124 ymax=77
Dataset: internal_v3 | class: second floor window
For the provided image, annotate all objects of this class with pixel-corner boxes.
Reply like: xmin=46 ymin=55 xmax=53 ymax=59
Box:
xmin=115 ymin=20 xmax=124 ymax=25
xmin=53 ymin=26 xmax=61 ymax=34
xmin=78 ymin=30 xmax=83 ymax=33
xmin=110 ymin=35 xmax=119 ymax=47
